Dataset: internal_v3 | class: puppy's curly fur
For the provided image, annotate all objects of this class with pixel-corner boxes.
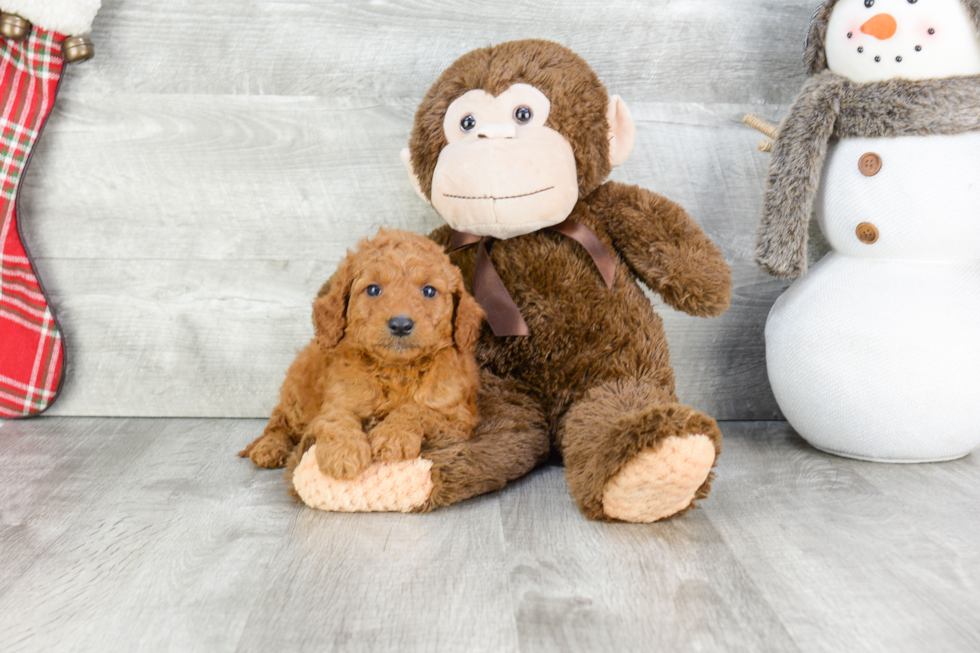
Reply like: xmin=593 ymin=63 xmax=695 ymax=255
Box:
xmin=239 ymin=228 xmax=485 ymax=481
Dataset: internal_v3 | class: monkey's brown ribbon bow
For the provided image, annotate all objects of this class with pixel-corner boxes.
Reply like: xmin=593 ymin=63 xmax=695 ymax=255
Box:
xmin=451 ymin=219 xmax=616 ymax=337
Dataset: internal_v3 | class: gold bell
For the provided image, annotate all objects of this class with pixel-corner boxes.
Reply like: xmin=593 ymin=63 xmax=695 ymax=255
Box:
xmin=62 ymin=35 xmax=94 ymax=63
xmin=0 ymin=13 xmax=32 ymax=41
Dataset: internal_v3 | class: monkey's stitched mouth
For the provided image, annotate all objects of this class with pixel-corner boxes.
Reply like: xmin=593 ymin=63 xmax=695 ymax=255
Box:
xmin=442 ymin=187 xmax=554 ymax=201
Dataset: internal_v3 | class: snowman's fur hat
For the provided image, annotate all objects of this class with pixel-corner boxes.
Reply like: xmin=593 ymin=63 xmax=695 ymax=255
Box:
xmin=804 ymin=0 xmax=980 ymax=75
xmin=757 ymin=0 xmax=980 ymax=278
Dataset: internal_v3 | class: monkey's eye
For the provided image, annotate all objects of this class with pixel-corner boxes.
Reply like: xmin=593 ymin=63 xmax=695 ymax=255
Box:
xmin=366 ymin=284 xmax=382 ymax=297
xmin=864 ymin=0 xmax=874 ymax=6
xmin=421 ymin=285 xmax=438 ymax=299
xmin=514 ymin=106 xmax=532 ymax=124
xmin=460 ymin=114 xmax=476 ymax=132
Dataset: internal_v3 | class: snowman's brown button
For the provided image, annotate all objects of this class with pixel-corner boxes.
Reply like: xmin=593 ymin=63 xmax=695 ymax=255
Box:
xmin=856 ymin=222 xmax=879 ymax=244
xmin=859 ymin=152 xmax=882 ymax=176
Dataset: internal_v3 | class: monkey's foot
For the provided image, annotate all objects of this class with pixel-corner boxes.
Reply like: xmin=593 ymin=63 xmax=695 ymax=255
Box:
xmin=602 ymin=434 xmax=716 ymax=523
xmin=292 ymin=445 xmax=434 ymax=512
xmin=562 ymin=390 xmax=722 ymax=521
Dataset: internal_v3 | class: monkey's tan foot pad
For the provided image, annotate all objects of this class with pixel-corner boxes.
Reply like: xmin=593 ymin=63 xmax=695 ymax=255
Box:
xmin=293 ymin=445 xmax=434 ymax=512
xmin=602 ymin=435 xmax=715 ymax=523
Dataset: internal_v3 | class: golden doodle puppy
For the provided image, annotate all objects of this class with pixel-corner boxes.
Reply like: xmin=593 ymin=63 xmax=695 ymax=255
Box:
xmin=239 ymin=228 xmax=485 ymax=480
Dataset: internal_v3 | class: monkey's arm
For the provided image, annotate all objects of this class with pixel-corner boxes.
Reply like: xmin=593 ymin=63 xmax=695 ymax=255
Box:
xmin=590 ymin=181 xmax=731 ymax=318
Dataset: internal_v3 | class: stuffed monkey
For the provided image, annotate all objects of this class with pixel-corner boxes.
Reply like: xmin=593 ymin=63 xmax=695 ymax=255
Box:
xmin=403 ymin=40 xmax=732 ymax=522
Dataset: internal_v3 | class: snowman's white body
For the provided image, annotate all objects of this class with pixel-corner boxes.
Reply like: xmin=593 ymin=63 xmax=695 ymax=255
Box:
xmin=766 ymin=132 xmax=980 ymax=461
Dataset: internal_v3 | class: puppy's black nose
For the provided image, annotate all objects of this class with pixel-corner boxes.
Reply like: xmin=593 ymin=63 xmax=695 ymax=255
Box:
xmin=388 ymin=315 xmax=414 ymax=337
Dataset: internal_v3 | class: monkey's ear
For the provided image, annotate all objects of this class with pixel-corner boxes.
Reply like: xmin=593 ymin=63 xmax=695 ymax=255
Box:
xmin=400 ymin=148 xmax=430 ymax=204
xmin=313 ymin=257 xmax=354 ymax=350
xmin=606 ymin=95 xmax=636 ymax=167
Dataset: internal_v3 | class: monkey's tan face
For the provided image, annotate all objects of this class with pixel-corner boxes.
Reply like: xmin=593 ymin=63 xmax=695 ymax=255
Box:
xmin=430 ymin=84 xmax=579 ymax=240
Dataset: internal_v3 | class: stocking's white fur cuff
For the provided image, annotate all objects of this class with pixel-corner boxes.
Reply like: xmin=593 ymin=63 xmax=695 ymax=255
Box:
xmin=1 ymin=0 xmax=101 ymax=36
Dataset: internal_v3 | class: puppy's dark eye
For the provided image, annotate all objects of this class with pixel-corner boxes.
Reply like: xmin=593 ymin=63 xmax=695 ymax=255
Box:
xmin=422 ymin=285 xmax=438 ymax=299
xmin=460 ymin=114 xmax=476 ymax=132
xmin=865 ymin=0 xmax=874 ymax=6
xmin=514 ymin=106 xmax=532 ymax=124
xmin=366 ymin=284 xmax=382 ymax=297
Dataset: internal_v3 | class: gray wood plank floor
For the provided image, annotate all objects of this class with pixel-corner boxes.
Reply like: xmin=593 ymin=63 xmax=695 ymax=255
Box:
xmin=1 ymin=419 xmax=978 ymax=652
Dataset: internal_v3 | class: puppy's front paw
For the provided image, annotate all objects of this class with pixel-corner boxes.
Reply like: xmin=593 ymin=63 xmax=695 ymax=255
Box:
xmin=316 ymin=434 xmax=372 ymax=480
xmin=241 ymin=434 xmax=291 ymax=468
xmin=369 ymin=425 xmax=422 ymax=463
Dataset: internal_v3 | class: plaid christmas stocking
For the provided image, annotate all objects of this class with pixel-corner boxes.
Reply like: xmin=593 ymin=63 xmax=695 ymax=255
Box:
xmin=0 ymin=1 xmax=99 ymax=418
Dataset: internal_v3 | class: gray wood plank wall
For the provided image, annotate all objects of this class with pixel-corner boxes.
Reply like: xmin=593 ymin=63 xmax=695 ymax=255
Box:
xmin=18 ymin=0 xmax=827 ymax=418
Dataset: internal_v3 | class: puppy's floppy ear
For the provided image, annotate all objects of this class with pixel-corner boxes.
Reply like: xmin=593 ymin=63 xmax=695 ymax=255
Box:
xmin=313 ymin=254 xmax=354 ymax=350
xmin=451 ymin=269 xmax=485 ymax=353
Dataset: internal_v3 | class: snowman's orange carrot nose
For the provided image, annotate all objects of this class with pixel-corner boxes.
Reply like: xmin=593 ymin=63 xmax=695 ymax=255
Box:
xmin=861 ymin=13 xmax=897 ymax=40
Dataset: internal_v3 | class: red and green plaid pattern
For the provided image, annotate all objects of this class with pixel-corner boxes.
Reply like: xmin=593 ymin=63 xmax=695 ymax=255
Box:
xmin=0 ymin=28 xmax=66 ymax=418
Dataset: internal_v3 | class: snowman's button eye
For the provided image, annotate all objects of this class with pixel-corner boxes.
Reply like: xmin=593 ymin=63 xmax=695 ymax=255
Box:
xmin=865 ymin=0 xmax=874 ymax=7
xmin=896 ymin=56 xmax=903 ymax=62
xmin=908 ymin=0 xmax=917 ymax=4
xmin=875 ymin=55 xmax=881 ymax=62
xmin=847 ymin=32 xmax=853 ymax=38
xmin=928 ymin=28 xmax=935 ymax=35
xmin=858 ymin=46 xmax=864 ymax=53
xmin=915 ymin=45 xmax=922 ymax=51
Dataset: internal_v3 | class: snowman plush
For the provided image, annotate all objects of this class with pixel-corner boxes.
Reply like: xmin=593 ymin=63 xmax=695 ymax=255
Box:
xmin=756 ymin=0 xmax=980 ymax=462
